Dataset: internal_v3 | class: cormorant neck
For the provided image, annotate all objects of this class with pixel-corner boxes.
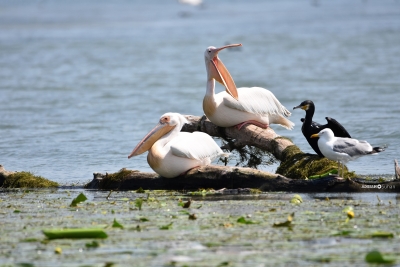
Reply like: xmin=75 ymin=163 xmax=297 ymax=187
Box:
xmin=304 ymin=104 xmax=315 ymax=123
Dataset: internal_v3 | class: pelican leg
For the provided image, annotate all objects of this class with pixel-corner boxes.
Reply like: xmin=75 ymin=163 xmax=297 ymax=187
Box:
xmin=178 ymin=166 xmax=201 ymax=177
xmin=235 ymin=120 xmax=269 ymax=130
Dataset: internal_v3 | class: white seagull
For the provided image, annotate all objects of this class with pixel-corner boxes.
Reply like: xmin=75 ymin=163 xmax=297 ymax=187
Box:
xmin=128 ymin=112 xmax=229 ymax=178
xmin=311 ymin=128 xmax=385 ymax=177
xmin=203 ymin=43 xmax=294 ymax=130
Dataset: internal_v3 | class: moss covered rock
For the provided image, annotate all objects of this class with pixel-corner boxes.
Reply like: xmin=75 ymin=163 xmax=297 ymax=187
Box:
xmin=276 ymin=147 xmax=356 ymax=179
xmin=1 ymin=170 xmax=58 ymax=188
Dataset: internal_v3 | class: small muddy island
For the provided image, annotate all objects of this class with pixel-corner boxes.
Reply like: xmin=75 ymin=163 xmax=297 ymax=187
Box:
xmin=84 ymin=115 xmax=399 ymax=193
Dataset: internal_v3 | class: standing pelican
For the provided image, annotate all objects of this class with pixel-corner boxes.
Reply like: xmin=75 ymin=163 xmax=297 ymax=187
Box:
xmin=203 ymin=44 xmax=294 ymax=130
xmin=128 ymin=112 xmax=229 ymax=178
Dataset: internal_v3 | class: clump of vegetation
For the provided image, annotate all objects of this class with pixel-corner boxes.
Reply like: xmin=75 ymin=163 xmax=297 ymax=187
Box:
xmin=99 ymin=168 xmax=136 ymax=189
xmin=1 ymin=171 xmax=58 ymax=188
xmin=277 ymin=147 xmax=357 ymax=179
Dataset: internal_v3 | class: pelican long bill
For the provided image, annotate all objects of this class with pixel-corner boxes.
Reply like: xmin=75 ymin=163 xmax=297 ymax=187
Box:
xmin=128 ymin=123 xmax=175 ymax=158
xmin=209 ymin=44 xmax=242 ymax=100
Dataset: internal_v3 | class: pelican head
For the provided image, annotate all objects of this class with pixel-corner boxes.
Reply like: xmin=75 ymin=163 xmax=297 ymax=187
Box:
xmin=204 ymin=44 xmax=242 ymax=100
xmin=128 ymin=113 xmax=188 ymax=159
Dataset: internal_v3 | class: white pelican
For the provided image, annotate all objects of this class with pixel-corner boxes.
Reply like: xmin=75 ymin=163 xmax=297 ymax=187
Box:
xmin=203 ymin=44 xmax=294 ymax=130
xmin=311 ymin=128 xmax=385 ymax=176
xmin=128 ymin=112 xmax=229 ymax=178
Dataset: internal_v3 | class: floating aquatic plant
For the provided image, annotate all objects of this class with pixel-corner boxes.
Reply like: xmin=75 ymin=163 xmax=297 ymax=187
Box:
xmin=237 ymin=216 xmax=257 ymax=225
xmin=70 ymin=193 xmax=88 ymax=207
xmin=290 ymin=194 xmax=303 ymax=204
xmin=112 ymin=218 xmax=124 ymax=229
xmin=42 ymin=229 xmax=108 ymax=240
xmin=365 ymin=250 xmax=396 ymax=264
xmin=273 ymin=212 xmax=294 ymax=227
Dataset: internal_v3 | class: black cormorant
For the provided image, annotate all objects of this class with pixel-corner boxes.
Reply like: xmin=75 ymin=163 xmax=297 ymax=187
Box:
xmin=293 ymin=100 xmax=351 ymax=157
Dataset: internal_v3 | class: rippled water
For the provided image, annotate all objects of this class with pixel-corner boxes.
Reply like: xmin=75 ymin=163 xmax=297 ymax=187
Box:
xmin=1 ymin=0 xmax=399 ymax=183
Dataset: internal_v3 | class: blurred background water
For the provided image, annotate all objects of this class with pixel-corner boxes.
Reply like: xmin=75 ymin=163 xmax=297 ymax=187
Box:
xmin=0 ymin=0 xmax=399 ymax=184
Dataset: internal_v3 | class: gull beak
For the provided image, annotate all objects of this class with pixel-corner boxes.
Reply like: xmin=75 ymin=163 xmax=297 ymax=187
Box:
xmin=310 ymin=133 xmax=319 ymax=139
xmin=208 ymin=44 xmax=242 ymax=100
xmin=128 ymin=123 xmax=175 ymax=158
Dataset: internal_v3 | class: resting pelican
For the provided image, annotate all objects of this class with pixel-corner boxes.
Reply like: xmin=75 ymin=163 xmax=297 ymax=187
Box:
xmin=203 ymin=44 xmax=294 ymax=130
xmin=311 ymin=128 xmax=385 ymax=177
xmin=128 ymin=112 xmax=229 ymax=178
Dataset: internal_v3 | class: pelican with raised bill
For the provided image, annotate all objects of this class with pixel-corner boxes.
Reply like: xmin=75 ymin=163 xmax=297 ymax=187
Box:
xmin=203 ymin=44 xmax=294 ymax=130
xmin=311 ymin=128 xmax=386 ymax=177
xmin=128 ymin=112 xmax=229 ymax=178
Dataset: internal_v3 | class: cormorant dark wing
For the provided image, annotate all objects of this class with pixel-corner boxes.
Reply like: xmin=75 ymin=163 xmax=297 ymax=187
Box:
xmin=300 ymin=118 xmax=323 ymax=129
xmin=325 ymin=117 xmax=351 ymax=138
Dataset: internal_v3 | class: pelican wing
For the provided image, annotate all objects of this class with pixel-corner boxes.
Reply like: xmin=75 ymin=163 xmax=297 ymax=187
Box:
xmin=170 ymin=132 xmax=227 ymax=160
xmin=223 ymin=87 xmax=291 ymax=117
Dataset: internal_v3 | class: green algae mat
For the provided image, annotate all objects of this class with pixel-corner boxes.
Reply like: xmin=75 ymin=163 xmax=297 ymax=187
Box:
xmin=0 ymin=189 xmax=399 ymax=266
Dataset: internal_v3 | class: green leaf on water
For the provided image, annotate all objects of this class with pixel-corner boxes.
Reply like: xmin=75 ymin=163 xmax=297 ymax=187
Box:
xmin=43 ymin=228 xmax=108 ymax=239
xmin=85 ymin=240 xmax=100 ymax=248
xmin=179 ymin=210 xmax=190 ymax=215
xmin=332 ymin=230 xmax=354 ymax=236
xmin=159 ymin=222 xmax=173 ymax=230
xmin=365 ymin=250 xmax=396 ymax=264
xmin=273 ymin=212 xmax=294 ymax=227
xmin=308 ymin=169 xmax=338 ymax=179
xmin=21 ymin=238 xmax=39 ymax=242
xmin=135 ymin=198 xmax=143 ymax=210
xmin=13 ymin=210 xmax=21 ymax=213
xmin=136 ymin=187 xmax=145 ymax=193
xmin=70 ymin=193 xmax=88 ymax=207
xmin=139 ymin=217 xmax=149 ymax=222
xmin=237 ymin=216 xmax=257 ymax=224
xmin=290 ymin=194 xmax=303 ymax=204
xmin=112 ymin=218 xmax=124 ymax=229
xmin=371 ymin=231 xmax=394 ymax=238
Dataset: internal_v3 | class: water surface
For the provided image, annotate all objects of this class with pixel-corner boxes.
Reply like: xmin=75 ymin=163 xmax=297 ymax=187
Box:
xmin=1 ymin=0 xmax=399 ymax=183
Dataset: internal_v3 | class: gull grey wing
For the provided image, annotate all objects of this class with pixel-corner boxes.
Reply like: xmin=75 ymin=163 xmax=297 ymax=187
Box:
xmin=332 ymin=139 xmax=372 ymax=157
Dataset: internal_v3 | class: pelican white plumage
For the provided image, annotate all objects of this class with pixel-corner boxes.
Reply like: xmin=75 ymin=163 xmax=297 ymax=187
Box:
xmin=311 ymin=128 xmax=385 ymax=176
xmin=128 ymin=112 xmax=229 ymax=178
xmin=203 ymin=44 xmax=294 ymax=130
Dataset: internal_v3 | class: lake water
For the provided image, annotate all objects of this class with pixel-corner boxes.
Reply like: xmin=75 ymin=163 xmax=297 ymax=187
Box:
xmin=1 ymin=0 xmax=399 ymax=184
